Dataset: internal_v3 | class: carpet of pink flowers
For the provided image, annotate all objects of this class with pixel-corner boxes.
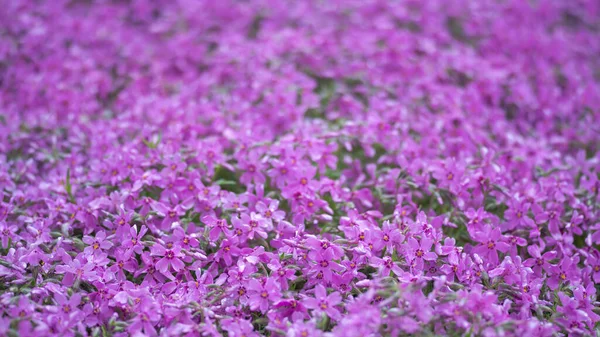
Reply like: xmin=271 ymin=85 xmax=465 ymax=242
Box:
xmin=1 ymin=0 xmax=600 ymax=336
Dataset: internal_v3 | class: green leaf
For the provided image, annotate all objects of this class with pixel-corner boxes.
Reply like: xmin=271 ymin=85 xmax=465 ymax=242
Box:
xmin=213 ymin=165 xmax=243 ymax=192
xmin=65 ymin=168 xmax=74 ymax=203
xmin=142 ymin=133 xmax=162 ymax=149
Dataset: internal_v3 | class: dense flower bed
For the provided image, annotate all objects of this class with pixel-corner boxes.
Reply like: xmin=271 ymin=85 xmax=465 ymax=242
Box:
xmin=1 ymin=0 xmax=600 ymax=336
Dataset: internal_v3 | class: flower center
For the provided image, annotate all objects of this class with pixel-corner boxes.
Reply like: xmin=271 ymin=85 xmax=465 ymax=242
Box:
xmin=166 ymin=250 xmax=175 ymax=259
xmin=416 ymin=249 xmax=424 ymax=257
xmin=260 ymin=291 xmax=268 ymax=299
xmin=487 ymin=241 xmax=495 ymax=249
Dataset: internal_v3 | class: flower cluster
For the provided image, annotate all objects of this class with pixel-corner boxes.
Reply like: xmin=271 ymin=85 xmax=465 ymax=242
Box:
xmin=1 ymin=0 xmax=600 ymax=336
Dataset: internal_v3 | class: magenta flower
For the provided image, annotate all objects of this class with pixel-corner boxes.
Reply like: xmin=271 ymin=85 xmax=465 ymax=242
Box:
xmin=247 ymin=278 xmax=281 ymax=313
xmin=373 ymin=256 xmax=403 ymax=276
xmin=267 ymin=259 xmax=296 ymax=290
xmin=112 ymin=209 xmax=135 ymax=238
xmin=1 ymin=1 xmax=599 ymax=336
xmin=405 ymin=237 xmax=437 ymax=270
xmin=122 ymin=224 xmax=148 ymax=255
xmin=504 ymin=200 xmax=534 ymax=230
xmin=239 ymin=151 xmax=266 ymax=185
xmin=83 ymin=230 xmax=113 ymax=255
xmin=432 ymin=158 xmax=464 ymax=193
xmin=9 ymin=296 xmax=35 ymax=319
xmin=213 ymin=238 xmax=242 ymax=266
xmin=150 ymin=243 xmax=185 ymax=276
xmin=376 ymin=220 xmax=404 ymax=253
xmin=464 ymin=207 xmax=489 ymax=230
xmin=108 ymin=248 xmax=138 ymax=281
xmin=306 ymin=235 xmax=344 ymax=259
xmin=0 ymin=221 xmax=18 ymax=248
xmin=55 ymin=256 xmax=98 ymax=286
xmin=523 ymin=244 xmax=556 ymax=276
xmin=239 ymin=212 xmax=269 ymax=240
xmin=151 ymin=201 xmax=187 ymax=228
xmin=268 ymin=158 xmax=296 ymax=188
xmin=309 ymin=250 xmax=343 ymax=282
xmin=471 ymin=227 xmax=509 ymax=266
xmin=128 ymin=309 xmax=160 ymax=337
xmin=255 ymin=200 xmax=285 ymax=225
xmin=137 ymin=252 xmax=170 ymax=284
xmin=202 ymin=214 xmax=231 ymax=241
xmin=303 ymin=285 xmax=343 ymax=321
xmin=53 ymin=293 xmax=82 ymax=321
xmin=533 ymin=203 xmax=563 ymax=238
xmin=288 ymin=321 xmax=321 ymax=337
xmin=170 ymin=226 xmax=199 ymax=248
xmin=547 ymin=256 xmax=580 ymax=289
xmin=586 ymin=251 xmax=600 ymax=283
